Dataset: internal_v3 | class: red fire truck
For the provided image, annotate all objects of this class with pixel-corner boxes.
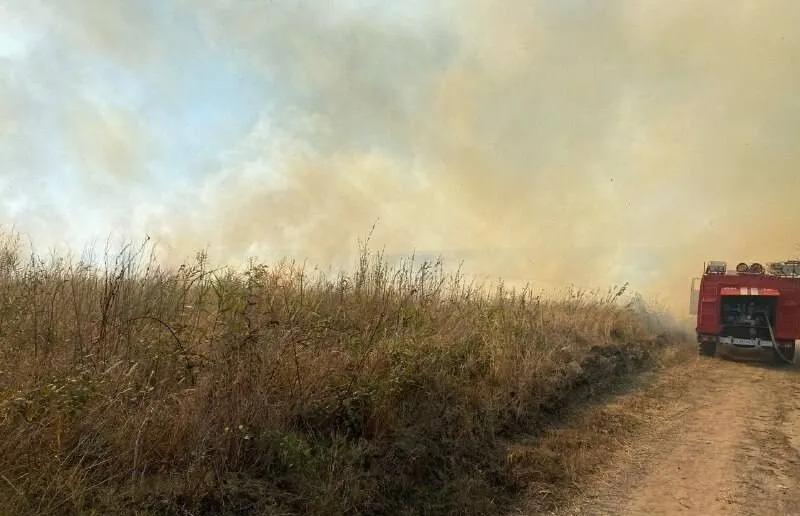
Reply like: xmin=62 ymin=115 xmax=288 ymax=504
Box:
xmin=690 ymin=260 xmax=800 ymax=364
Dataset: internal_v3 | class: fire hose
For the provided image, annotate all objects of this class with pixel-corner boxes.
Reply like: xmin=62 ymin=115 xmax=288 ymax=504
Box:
xmin=766 ymin=317 xmax=795 ymax=365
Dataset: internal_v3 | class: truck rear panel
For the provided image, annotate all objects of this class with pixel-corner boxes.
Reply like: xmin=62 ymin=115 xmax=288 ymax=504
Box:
xmin=691 ymin=261 xmax=800 ymax=364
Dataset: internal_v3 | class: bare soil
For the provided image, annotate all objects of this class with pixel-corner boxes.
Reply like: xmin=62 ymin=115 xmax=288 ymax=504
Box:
xmin=540 ymin=348 xmax=800 ymax=516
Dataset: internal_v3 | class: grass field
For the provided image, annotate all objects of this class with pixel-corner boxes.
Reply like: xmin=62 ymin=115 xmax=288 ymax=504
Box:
xmin=0 ymin=233 xmax=687 ymax=515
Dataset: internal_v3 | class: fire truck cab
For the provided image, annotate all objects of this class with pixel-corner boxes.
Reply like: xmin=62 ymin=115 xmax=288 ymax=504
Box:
xmin=690 ymin=260 xmax=800 ymax=364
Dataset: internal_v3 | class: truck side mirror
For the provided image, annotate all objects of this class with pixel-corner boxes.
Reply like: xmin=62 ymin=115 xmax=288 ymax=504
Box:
xmin=689 ymin=277 xmax=700 ymax=315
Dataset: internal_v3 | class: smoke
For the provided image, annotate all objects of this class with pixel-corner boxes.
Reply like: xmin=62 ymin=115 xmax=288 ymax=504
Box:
xmin=4 ymin=0 xmax=800 ymax=315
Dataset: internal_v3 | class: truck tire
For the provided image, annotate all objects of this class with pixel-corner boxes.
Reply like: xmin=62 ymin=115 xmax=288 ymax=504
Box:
xmin=698 ymin=340 xmax=716 ymax=357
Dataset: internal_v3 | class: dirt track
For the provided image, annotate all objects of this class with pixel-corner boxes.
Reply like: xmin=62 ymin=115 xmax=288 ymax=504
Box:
xmin=549 ymin=348 xmax=800 ymax=516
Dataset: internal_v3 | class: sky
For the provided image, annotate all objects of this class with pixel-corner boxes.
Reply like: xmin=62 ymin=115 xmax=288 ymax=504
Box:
xmin=2 ymin=0 xmax=800 ymax=316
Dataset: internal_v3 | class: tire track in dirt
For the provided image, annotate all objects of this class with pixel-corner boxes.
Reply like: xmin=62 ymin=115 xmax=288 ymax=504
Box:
xmin=547 ymin=353 xmax=800 ymax=516
xmin=729 ymin=361 xmax=800 ymax=516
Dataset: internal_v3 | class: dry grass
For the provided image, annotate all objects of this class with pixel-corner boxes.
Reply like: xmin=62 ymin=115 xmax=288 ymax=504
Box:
xmin=0 ymin=232 xmax=687 ymax=515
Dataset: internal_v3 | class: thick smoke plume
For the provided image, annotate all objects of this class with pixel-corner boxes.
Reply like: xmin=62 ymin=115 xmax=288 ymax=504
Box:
xmin=3 ymin=1 xmax=800 ymax=316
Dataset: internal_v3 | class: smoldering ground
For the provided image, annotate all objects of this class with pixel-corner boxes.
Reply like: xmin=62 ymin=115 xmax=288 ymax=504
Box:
xmin=2 ymin=1 xmax=800 ymax=315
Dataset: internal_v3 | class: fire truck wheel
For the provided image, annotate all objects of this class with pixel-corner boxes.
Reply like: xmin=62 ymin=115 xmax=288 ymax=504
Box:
xmin=698 ymin=340 xmax=716 ymax=357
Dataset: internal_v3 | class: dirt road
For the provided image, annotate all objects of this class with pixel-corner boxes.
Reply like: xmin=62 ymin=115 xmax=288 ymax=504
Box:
xmin=550 ymin=349 xmax=800 ymax=516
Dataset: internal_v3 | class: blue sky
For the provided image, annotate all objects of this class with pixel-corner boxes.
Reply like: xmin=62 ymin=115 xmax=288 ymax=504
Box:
xmin=0 ymin=0 xmax=458 ymax=257
xmin=1 ymin=1 xmax=272 ymax=245
xmin=0 ymin=0 xmax=455 ymax=253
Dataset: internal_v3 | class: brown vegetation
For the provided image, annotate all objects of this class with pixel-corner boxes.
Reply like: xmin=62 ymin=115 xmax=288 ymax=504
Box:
xmin=0 ymin=232 xmax=686 ymax=515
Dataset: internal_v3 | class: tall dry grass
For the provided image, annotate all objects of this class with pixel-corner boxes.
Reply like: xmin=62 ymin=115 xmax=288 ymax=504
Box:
xmin=0 ymin=232 xmax=683 ymax=515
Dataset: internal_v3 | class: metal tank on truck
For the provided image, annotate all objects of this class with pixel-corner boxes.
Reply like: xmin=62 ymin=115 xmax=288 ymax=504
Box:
xmin=689 ymin=260 xmax=800 ymax=364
